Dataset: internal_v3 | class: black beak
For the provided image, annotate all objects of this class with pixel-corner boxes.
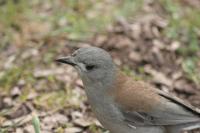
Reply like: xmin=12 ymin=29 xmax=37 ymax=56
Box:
xmin=55 ymin=56 xmax=76 ymax=66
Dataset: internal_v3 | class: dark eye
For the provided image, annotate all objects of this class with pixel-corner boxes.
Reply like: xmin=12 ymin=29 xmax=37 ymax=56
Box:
xmin=86 ymin=65 xmax=96 ymax=71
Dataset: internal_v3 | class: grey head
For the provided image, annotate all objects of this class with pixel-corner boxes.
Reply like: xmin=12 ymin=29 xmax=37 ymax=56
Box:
xmin=56 ymin=47 xmax=116 ymax=88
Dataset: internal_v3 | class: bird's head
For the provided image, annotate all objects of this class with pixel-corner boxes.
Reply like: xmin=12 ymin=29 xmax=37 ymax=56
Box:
xmin=56 ymin=47 xmax=116 ymax=86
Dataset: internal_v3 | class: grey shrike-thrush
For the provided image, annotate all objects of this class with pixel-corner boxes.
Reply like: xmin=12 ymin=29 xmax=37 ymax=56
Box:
xmin=56 ymin=47 xmax=200 ymax=133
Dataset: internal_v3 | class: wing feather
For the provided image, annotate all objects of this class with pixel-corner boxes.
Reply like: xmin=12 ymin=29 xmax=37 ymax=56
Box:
xmin=121 ymin=83 xmax=200 ymax=126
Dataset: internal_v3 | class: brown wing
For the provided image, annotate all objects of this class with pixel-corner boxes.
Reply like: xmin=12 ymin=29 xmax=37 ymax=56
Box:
xmin=111 ymin=71 xmax=200 ymax=126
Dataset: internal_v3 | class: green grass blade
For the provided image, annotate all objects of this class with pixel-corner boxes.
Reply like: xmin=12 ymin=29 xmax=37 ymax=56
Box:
xmin=32 ymin=112 xmax=41 ymax=133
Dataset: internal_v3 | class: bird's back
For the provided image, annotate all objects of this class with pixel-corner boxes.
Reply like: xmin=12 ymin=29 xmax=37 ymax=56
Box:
xmin=110 ymin=71 xmax=200 ymax=132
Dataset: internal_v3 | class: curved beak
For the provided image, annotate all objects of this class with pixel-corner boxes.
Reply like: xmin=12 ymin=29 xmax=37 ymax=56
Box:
xmin=55 ymin=56 xmax=76 ymax=66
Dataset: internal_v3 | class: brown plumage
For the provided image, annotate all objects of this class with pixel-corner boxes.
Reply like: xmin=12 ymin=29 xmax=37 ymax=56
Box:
xmin=111 ymin=71 xmax=161 ymax=112
xmin=109 ymin=70 xmax=200 ymax=131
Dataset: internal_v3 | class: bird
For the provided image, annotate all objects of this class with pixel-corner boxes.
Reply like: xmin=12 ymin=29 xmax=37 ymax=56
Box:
xmin=56 ymin=46 xmax=200 ymax=133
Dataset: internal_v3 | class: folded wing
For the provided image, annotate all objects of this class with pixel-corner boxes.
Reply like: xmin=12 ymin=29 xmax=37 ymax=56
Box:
xmin=121 ymin=83 xmax=200 ymax=126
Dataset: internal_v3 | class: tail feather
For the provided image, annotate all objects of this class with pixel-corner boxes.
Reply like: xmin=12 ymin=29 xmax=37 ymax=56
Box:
xmin=182 ymin=122 xmax=200 ymax=130
xmin=166 ymin=121 xmax=200 ymax=133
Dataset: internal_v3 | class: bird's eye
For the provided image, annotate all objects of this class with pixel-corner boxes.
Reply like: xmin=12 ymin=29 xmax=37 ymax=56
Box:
xmin=86 ymin=65 xmax=96 ymax=71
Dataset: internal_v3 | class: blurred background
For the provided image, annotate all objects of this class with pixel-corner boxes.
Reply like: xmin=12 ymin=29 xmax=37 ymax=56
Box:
xmin=0 ymin=0 xmax=200 ymax=133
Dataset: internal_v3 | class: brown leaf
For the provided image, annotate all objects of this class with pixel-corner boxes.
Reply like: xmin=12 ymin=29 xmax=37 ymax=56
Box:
xmin=129 ymin=51 xmax=142 ymax=62
xmin=64 ymin=127 xmax=83 ymax=133
xmin=5 ymin=103 xmax=32 ymax=119
xmin=144 ymin=65 xmax=173 ymax=86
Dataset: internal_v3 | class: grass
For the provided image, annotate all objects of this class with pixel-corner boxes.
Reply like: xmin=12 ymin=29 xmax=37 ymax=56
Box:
xmin=0 ymin=0 xmax=143 ymax=43
xmin=47 ymin=0 xmax=143 ymax=39
xmin=32 ymin=112 xmax=41 ymax=133
xmin=159 ymin=0 xmax=200 ymax=85
xmin=0 ymin=66 xmax=23 ymax=92
xmin=122 ymin=66 xmax=153 ymax=82
xmin=0 ymin=62 xmax=36 ymax=94
xmin=0 ymin=0 xmax=29 ymax=27
xmin=182 ymin=58 xmax=200 ymax=85
xmin=34 ymin=89 xmax=72 ymax=110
